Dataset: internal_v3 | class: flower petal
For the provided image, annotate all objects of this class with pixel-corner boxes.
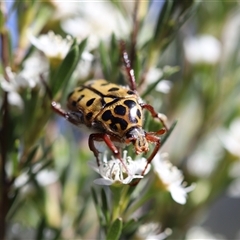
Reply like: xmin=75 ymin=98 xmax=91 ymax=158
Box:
xmin=93 ymin=178 xmax=113 ymax=186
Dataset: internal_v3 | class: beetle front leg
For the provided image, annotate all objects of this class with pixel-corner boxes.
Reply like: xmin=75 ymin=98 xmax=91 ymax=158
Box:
xmin=130 ymin=133 xmax=161 ymax=186
xmin=88 ymin=133 xmax=129 ymax=172
xmin=120 ymin=40 xmax=137 ymax=92
xmin=141 ymin=103 xmax=168 ymax=131
xmin=142 ymin=133 xmax=161 ymax=176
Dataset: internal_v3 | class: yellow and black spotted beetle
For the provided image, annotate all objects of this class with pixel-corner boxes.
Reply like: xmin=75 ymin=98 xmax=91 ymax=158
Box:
xmin=52 ymin=42 xmax=168 ymax=177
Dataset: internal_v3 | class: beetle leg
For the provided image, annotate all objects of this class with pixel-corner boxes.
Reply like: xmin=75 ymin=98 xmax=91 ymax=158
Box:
xmin=120 ymin=40 xmax=137 ymax=91
xmin=88 ymin=133 xmax=129 ymax=173
xmin=143 ymin=133 xmax=161 ymax=175
xmin=141 ymin=103 xmax=169 ymax=131
xmin=51 ymin=101 xmax=83 ymax=125
xmin=130 ymin=133 xmax=161 ymax=186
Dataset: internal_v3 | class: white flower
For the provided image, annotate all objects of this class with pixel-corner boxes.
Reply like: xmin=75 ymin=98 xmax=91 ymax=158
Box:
xmin=137 ymin=222 xmax=172 ymax=240
xmin=61 ymin=2 xmax=129 ymax=49
xmin=88 ymin=150 xmax=151 ymax=186
xmin=222 ymin=11 xmax=240 ymax=63
xmin=186 ymin=226 xmax=226 ymax=240
xmin=187 ymin=134 xmax=224 ymax=178
xmin=51 ymin=2 xmax=80 ymax=20
xmin=145 ymin=68 xmax=173 ymax=94
xmin=14 ymin=165 xmax=58 ymax=196
xmin=0 ymin=54 xmax=48 ymax=108
xmin=218 ymin=118 xmax=240 ymax=157
xmin=29 ymin=31 xmax=73 ymax=60
xmin=152 ymin=153 xmax=194 ymax=205
xmin=184 ymin=34 xmax=221 ymax=64
xmin=14 ymin=169 xmax=58 ymax=188
xmin=73 ymin=51 xmax=94 ymax=80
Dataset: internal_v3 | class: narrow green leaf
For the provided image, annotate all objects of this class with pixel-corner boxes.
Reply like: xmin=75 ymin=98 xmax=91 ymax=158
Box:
xmin=101 ymin=188 xmax=110 ymax=224
xmin=78 ymin=37 xmax=88 ymax=57
xmin=52 ymin=43 xmax=78 ymax=96
xmin=153 ymin=1 xmax=174 ymax=40
xmin=52 ymin=38 xmax=87 ymax=96
xmin=106 ymin=218 xmax=123 ymax=240
xmin=36 ymin=217 xmax=46 ymax=240
xmin=91 ymin=187 xmax=104 ymax=225
xmin=73 ymin=195 xmax=90 ymax=227
xmin=22 ymin=144 xmax=39 ymax=168
xmin=99 ymin=40 xmax=111 ymax=80
xmin=91 ymin=187 xmax=99 ymax=206
xmin=109 ymin=1 xmax=129 ymax=17
xmin=59 ymin=161 xmax=71 ymax=187
xmin=52 ymin=229 xmax=62 ymax=240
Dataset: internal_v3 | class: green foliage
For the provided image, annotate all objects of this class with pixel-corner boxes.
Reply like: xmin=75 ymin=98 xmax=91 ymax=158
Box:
xmin=51 ymin=38 xmax=88 ymax=96
xmin=106 ymin=218 xmax=123 ymax=240
xmin=1 ymin=1 xmax=240 ymax=240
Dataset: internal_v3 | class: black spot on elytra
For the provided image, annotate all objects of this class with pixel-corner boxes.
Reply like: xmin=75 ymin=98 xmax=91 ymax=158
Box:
xmin=102 ymin=110 xmax=128 ymax=131
xmin=114 ymin=105 xmax=126 ymax=116
xmin=104 ymin=98 xmax=119 ymax=108
xmin=137 ymin=109 xmax=141 ymax=119
xmin=110 ymin=118 xmax=128 ymax=131
xmin=127 ymin=90 xmax=135 ymax=95
xmin=86 ymin=112 xmax=93 ymax=120
xmin=108 ymin=87 xmax=119 ymax=92
xmin=77 ymin=95 xmax=84 ymax=102
xmin=124 ymin=100 xmax=136 ymax=108
xmin=102 ymin=110 xmax=112 ymax=121
xmin=86 ymin=98 xmax=96 ymax=107
xmin=78 ymin=88 xmax=84 ymax=92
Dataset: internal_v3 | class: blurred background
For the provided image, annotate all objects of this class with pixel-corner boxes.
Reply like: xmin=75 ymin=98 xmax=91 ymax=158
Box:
xmin=1 ymin=1 xmax=240 ymax=239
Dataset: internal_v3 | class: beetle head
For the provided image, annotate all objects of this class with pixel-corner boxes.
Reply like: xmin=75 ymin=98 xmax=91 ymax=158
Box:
xmin=126 ymin=127 xmax=149 ymax=154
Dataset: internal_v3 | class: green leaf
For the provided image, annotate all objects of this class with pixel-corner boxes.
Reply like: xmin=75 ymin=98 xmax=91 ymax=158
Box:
xmin=153 ymin=0 xmax=174 ymax=40
xmin=109 ymin=1 xmax=129 ymax=18
xmin=91 ymin=187 xmax=104 ymax=225
xmin=99 ymin=40 xmax=111 ymax=80
xmin=91 ymin=187 xmax=99 ymax=206
xmin=52 ymin=38 xmax=88 ymax=96
xmin=36 ymin=216 xmax=46 ymax=240
xmin=22 ymin=144 xmax=39 ymax=168
xmin=101 ymin=188 xmax=110 ymax=224
xmin=106 ymin=218 xmax=123 ymax=240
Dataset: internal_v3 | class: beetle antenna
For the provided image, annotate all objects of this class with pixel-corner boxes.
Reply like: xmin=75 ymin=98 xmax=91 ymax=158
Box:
xmin=130 ymin=0 xmax=140 ymax=68
xmin=120 ymin=40 xmax=137 ymax=91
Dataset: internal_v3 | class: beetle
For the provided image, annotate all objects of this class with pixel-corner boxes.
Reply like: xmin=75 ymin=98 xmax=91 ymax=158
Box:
xmin=51 ymin=42 xmax=168 ymax=177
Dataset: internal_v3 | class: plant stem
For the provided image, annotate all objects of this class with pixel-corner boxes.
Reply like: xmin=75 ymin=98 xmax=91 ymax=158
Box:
xmin=111 ymin=186 xmax=129 ymax=222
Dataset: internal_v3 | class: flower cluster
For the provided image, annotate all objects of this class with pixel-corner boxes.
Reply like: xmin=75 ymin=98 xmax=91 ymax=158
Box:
xmin=88 ymin=150 xmax=151 ymax=186
xmin=29 ymin=31 xmax=73 ymax=61
xmin=152 ymin=153 xmax=194 ymax=205
xmin=89 ymin=149 xmax=194 ymax=205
